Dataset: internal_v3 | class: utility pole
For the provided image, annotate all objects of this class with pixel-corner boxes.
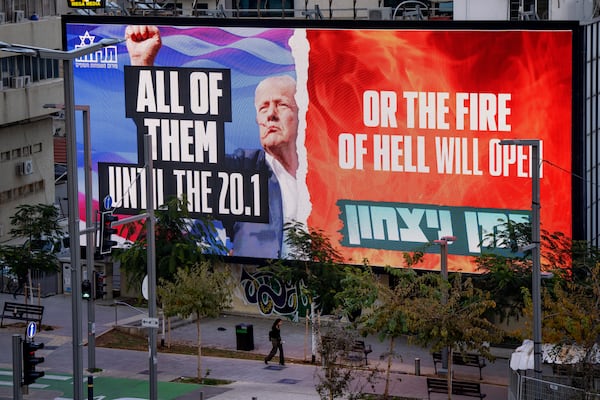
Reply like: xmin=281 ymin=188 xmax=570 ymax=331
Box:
xmin=433 ymin=235 xmax=456 ymax=375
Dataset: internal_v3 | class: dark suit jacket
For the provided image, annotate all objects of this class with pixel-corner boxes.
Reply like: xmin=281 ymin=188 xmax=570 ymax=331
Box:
xmin=226 ymin=149 xmax=284 ymax=258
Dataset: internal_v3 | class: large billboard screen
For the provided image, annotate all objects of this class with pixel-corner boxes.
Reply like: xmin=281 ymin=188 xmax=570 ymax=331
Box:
xmin=64 ymin=17 xmax=576 ymax=272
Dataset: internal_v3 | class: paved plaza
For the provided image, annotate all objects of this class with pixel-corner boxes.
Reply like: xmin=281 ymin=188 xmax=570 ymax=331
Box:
xmin=0 ymin=293 xmax=512 ymax=399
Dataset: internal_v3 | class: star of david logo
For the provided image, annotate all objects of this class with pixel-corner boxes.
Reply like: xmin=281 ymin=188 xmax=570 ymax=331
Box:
xmin=78 ymin=31 xmax=96 ymax=47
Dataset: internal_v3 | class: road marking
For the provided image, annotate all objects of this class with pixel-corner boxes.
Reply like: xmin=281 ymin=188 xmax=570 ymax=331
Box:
xmin=44 ymin=374 xmax=72 ymax=381
xmin=1 ymin=371 xmax=71 ymax=382
xmin=27 ymin=383 xmax=50 ymax=388
xmin=0 ymin=381 xmax=51 ymax=389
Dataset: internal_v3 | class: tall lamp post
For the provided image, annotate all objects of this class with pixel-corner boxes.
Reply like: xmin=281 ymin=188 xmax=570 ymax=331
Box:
xmin=0 ymin=38 xmax=121 ymax=400
xmin=499 ymin=139 xmax=542 ymax=380
xmin=44 ymin=104 xmax=97 ymax=372
xmin=433 ymin=235 xmax=456 ymax=374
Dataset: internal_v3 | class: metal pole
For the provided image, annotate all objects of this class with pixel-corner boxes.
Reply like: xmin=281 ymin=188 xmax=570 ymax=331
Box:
xmin=499 ymin=139 xmax=542 ymax=380
xmin=531 ymin=142 xmax=542 ymax=380
xmin=12 ymin=334 xmax=23 ymax=400
xmin=64 ymin=58 xmax=84 ymax=400
xmin=439 ymin=241 xmax=448 ymax=373
xmin=434 ymin=236 xmax=455 ymax=375
xmin=145 ymin=134 xmax=158 ymax=400
xmin=82 ymin=106 xmax=96 ymax=372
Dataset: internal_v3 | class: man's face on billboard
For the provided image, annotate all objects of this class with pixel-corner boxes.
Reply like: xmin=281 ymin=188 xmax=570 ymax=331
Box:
xmin=255 ymin=76 xmax=299 ymax=156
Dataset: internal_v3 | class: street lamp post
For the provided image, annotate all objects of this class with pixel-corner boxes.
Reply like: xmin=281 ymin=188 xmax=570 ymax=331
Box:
xmin=499 ymin=139 xmax=542 ymax=380
xmin=44 ymin=104 xmax=97 ymax=372
xmin=433 ymin=235 xmax=456 ymax=375
xmin=144 ymin=134 xmax=158 ymax=400
xmin=0 ymin=38 xmax=121 ymax=400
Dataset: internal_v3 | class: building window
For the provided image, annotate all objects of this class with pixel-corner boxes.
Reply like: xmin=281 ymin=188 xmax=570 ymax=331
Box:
xmin=236 ymin=0 xmax=293 ymax=16
xmin=0 ymin=54 xmax=60 ymax=89
xmin=0 ymin=180 xmax=45 ymax=205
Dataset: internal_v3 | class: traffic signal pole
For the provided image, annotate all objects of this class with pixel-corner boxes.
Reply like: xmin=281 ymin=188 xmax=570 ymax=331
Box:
xmin=12 ymin=334 xmax=22 ymax=400
xmin=82 ymin=105 xmax=97 ymax=372
xmin=45 ymin=103 xmax=98 ymax=374
xmin=102 ymin=135 xmax=157 ymax=399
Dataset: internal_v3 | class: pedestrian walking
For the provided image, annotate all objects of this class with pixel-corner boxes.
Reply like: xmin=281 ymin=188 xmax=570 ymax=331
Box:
xmin=264 ymin=318 xmax=285 ymax=365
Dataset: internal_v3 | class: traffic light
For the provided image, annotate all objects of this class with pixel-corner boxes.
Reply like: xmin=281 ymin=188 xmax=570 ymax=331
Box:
xmin=22 ymin=340 xmax=45 ymax=385
xmin=99 ymin=211 xmax=118 ymax=255
xmin=95 ymin=272 xmax=106 ymax=300
xmin=82 ymin=279 xmax=92 ymax=300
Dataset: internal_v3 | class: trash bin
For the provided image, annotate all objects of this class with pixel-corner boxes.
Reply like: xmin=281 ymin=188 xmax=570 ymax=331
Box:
xmin=235 ymin=323 xmax=254 ymax=351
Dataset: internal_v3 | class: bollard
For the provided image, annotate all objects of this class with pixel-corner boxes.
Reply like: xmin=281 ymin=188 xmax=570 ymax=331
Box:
xmin=415 ymin=358 xmax=421 ymax=376
xmin=199 ymin=392 xmax=203 ymax=400
xmin=87 ymin=376 xmax=93 ymax=399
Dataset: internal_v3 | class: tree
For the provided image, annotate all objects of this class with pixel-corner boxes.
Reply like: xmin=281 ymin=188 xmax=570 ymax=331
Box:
xmin=268 ymin=221 xmax=346 ymax=362
xmin=474 ymin=253 xmax=531 ymax=327
xmin=474 ymin=218 xmax=600 ymax=392
xmin=337 ymin=264 xmax=418 ymax=397
xmin=316 ymin=321 xmax=380 ymax=400
xmin=536 ymin=241 xmax=600 ymax=392
xmin=158 ymin=261 xmax=233 ymax=380
xmin=116 ymin=195 xmax=226 ymax=291
xmin=337 ymin=257 xmax=502 ymax=399
xmin=407 ymin=273 xmax=503 ymax=399
xmin=0 ymin=204 xmax=62 ymax=299
xmin=474 ymin=219 xmax=571 ymax=327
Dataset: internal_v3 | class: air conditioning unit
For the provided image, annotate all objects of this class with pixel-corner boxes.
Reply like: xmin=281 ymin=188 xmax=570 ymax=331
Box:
xmin=14 ymin=10 xmax=24 ymax=22
xmin=11 ymin=76 xmax=24 ymax=89
xmin=368 ymin=7 xmax=391 ymax=20
xmin=0 ymin=12 xmax=6 ymax=24
xmin=51 ymin=110 xmax=65 ymax=119
xmin=18 ymin=160 xmax=34 ymax=176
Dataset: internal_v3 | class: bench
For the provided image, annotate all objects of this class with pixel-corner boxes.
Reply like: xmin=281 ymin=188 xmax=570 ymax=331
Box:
xmin=321 ymin=336 xmax=372 ymax=366
xmin=347 ymin=340 xmax=373 ymax=366
xmin=1 ymin=302 xmax=44 ymax=327
xmin=426 ymin=377 xmax=486 ymax=399
xmin=433 ymin=351 xmax=486 ymax=379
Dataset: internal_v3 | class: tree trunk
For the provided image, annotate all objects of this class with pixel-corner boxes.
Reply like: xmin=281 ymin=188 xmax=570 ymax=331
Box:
xmin=27 ymin=269 xmax=33 ymax=304
xmin=196 ymin=317 xmax=203 ymax=380
xmin=384 ymin=336 xmax=395 ymax=397
xmin=304 ymin=315 xmax=309 ymax=361
xmin=310 ymin=301 xmax=318 ymax=363
xmin=447 ymin=347 xmax=453 ymax=400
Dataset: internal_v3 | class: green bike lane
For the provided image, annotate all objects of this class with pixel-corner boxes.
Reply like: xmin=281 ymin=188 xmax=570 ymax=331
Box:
xmin=0 ymin=369 xmax=202 ymax=399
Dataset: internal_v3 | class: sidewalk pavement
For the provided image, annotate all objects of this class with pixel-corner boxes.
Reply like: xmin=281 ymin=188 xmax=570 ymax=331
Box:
xmin=0 ymin=293 xmax=512 ymax=399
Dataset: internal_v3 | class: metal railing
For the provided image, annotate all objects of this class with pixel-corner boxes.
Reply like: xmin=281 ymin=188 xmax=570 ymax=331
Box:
xmin=0 ymin=0 xmax=59 ymax=22
xmin=113 ymin=299 xmax=146 ymax=327
xmin=510 ymin=369 xmax=600 ymax=400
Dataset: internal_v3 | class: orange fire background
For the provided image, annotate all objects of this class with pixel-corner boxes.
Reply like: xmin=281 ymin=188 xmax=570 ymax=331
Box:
xmin=304 ymin=29 xmax=573 ymax=272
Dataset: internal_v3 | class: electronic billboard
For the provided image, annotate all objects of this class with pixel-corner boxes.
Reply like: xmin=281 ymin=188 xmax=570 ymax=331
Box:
xmin=63 ymin=16 xmax=577 ymax=272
